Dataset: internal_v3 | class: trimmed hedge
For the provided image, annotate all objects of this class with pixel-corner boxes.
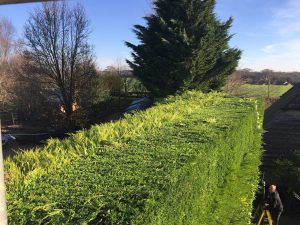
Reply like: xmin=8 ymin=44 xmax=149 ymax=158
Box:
xmin=5 ymin=91 xmax=264 ymax=224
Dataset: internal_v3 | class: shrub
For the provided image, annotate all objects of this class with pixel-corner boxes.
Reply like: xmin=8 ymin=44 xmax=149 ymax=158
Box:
xmin=270 ymin=150 xmax=300 ymax=213
xmin=5 ymin=91 xmax=264 ymax=224
xmin=126 ymin=0 xmax=241 ymax=97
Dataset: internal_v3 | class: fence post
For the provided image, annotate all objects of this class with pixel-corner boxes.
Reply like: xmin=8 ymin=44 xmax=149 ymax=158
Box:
xmin=0 ymin=121 xmax=8 ymax=225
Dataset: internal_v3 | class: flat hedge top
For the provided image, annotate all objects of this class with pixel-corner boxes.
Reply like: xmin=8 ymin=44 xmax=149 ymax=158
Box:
xmin=4 ymin=91 xmax=263 ymax=224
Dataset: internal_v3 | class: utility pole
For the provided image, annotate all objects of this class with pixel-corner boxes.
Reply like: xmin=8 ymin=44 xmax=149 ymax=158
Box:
xmin=0 ymin=121 xmax=7 ymax=225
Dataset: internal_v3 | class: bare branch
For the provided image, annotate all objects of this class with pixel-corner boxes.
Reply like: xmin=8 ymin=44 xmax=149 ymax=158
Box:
xmin=24 ymin=0 xmax=95 ymax=117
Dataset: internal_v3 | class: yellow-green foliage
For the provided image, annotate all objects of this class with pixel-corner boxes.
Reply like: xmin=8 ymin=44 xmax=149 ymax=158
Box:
xmin=5 ymin=91 xmax=264 ymax=224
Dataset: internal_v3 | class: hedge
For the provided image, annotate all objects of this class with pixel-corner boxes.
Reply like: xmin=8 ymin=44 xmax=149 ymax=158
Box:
xmin=5 ymin=91 xmax=264 ymax=224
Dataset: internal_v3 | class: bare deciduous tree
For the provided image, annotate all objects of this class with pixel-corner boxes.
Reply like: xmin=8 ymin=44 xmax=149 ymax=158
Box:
xmin=0 ymin=17 xmax=15 ymax=62
xmin=24 ymin=1 xmax=96 ymax=118
xmin=225 ymin=70 xmax=245 ymax=94
xmin=0 ymin=17 xmax=16 ymax=109
xmin=262 ymin=69 xmax=275 ymax=98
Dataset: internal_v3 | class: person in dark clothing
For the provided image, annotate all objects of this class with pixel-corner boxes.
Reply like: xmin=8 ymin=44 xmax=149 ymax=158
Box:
xmin=267 ymin=185 xmax=283 ymax=225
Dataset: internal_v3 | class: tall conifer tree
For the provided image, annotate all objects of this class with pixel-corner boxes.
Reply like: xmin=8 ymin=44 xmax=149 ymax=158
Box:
xmin=126 ymin=0 xmax=241 ymax=97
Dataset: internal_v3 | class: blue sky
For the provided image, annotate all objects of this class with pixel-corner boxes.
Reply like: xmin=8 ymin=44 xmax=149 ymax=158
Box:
xmin=1 ymin=0 xmax=300 ymax=71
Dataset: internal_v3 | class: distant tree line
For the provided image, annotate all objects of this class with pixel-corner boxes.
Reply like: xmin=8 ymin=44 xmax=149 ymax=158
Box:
xmin=236 ymin=69 xmax=300 ymax=85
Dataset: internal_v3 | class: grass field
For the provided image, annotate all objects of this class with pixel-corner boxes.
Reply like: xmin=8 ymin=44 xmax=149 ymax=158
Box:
xmin=232 ymin=84 xmax=293 ymax=98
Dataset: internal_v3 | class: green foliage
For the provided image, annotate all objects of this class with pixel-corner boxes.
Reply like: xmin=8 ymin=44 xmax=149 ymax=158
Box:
xmin=126 ymin=0 xmax=241 ymax=97
xmin=269 ymin=151 xmax=300 ymax=215
xmin=101 ymin=69 xmax=148 ymax=94
xmin=123 ymin=77 xmax=148 ymax=93
xmin=78 ymin=76 xmax=111 ymax=107
xmin=5 ymin=91 xmax=263 ymax=224
xmin=271 ymin=150 xmax=300 ymax=193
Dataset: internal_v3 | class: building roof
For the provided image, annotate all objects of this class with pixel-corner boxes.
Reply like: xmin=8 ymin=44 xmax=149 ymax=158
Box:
xmin=264 ymin=82 xmax=300 ymax=125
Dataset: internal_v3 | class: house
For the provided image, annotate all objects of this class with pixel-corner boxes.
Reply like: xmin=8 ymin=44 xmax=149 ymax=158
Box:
xmin=263 ymin=83 xmax=300 ymax=173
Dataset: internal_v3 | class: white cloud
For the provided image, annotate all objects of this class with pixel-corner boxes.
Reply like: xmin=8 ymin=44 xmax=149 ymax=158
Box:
xmin=272 ymin=0 xmax=300 ymax=36
xmin=240 ymin=54 xmax=300 ymax=72
xmin=261 ymin=39 xmax=300 ymax=53
xmin=261 ymin=44 xmax=279 ymax=54
xmin=249 ymin=1 xmax=300 ymax=72
xmin=240 ymin=39 xmax=300 ymax=71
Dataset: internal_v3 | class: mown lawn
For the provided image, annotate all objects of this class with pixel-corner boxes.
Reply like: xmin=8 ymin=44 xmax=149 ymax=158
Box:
xmin=232 ymin=84 xmax=293 ymax=98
